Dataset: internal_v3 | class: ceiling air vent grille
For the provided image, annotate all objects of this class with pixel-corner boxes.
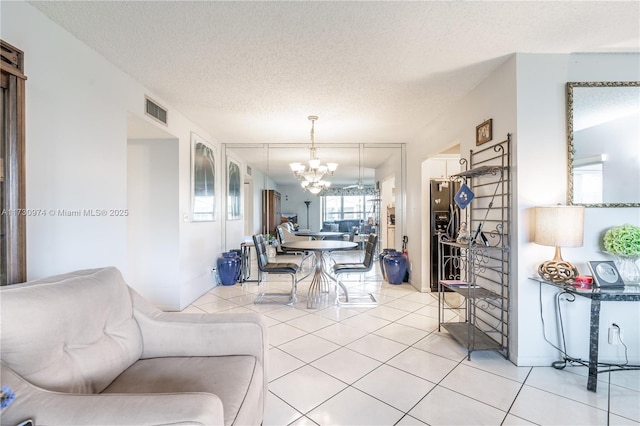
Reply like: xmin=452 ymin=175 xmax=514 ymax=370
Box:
xmin=145 ymin=96 xmax=168 ymax=125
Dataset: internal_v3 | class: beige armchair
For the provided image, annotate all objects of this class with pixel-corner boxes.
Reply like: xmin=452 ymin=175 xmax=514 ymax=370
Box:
xmin=0 ymin=267 xmax=267 ymax=425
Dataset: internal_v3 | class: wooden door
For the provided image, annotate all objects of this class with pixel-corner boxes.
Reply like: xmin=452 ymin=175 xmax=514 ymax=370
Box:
xmin=1 ymin=40 xmax=27 ymax=285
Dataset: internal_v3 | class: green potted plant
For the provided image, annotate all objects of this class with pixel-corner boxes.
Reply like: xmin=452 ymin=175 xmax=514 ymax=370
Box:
xmin=603 ymin=223 xmax=640 ymax=284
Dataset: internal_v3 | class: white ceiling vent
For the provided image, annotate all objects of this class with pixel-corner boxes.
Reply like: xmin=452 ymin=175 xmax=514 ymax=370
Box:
xmin=145 ymin=96 xmax=168 ymax=125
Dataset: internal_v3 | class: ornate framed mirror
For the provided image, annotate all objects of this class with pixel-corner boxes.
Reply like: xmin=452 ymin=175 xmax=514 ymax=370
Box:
xmin=567 ymin=81 xmax=640 ymax=207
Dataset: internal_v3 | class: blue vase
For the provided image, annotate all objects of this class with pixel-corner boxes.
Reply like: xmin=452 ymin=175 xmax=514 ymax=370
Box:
xmin=378 ymin=248 xmax=394 ymax=280
xmin=384 ymin=251 xmax=408 ymax=285
xmin=217 ymin=252 xmax=240 ymax=286
xmin=230 ymin=249 xmax=243 ymax=282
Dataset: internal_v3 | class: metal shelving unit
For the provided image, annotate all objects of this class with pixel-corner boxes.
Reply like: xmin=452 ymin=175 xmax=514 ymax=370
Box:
xmin=437 ymin=134 xmax=511 ymax=360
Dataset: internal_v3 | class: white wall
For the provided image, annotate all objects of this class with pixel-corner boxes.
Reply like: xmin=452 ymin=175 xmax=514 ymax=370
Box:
xmin=127 ymin=139 xmax=180 ymax=310
xmin=409 ymin=52 xmax=639 ymax=366
xmin=408 ymin=55 xmax=517 ymax=291
xmin=3 ymin=1 xmax=224 ymax=310
xmin=514 ymin=53 xmax=640 ymax=365
xmin=280 ymin=184 xmax=322 ymax=231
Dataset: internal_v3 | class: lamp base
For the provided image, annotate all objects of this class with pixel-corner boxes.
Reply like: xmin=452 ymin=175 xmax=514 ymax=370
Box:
xmin=538 ymin=260 xmax=579 ymax=283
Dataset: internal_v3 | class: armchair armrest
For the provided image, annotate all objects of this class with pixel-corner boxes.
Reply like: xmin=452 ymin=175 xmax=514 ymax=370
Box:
xmin=129 ymin=289 xmax=268 ymax=362
xmin=1 ymin=363 xmax=224 ymax=425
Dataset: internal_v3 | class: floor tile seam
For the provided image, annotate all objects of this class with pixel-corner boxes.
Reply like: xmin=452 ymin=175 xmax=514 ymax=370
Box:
xmin=397 ymin=357 xmax=510 ymax=421
xmin=456 ymin=361 xmax=531 ymax=386
xmin=500 ymin=368 xmax=537 ymax=425
xmin=389 ymin=374 xmax=441 ymax=421
xmin=566 ymin=366 xmax=640 ymax=393
xmin=436 ymin=380 xmax=516 ymax=415
xmin=271 ymin=367 xmax=351 ymax=418
xmin=265 ymin=390 xmax=306 ymax=424
xmin=308 ymin=356 xmax=384 ymax=387
xmin=385 ymin=314 xmax=440 ymax=332
xmin=364 ymin=309 xmax=414 ymax=323
xmin=525 ymin=366 xmax=632 ymax=399
xmin=264 ymin=311 xmax=312 ymax=323
xmin=377 ymin=345 xmax=446 ymax=384
xmin=402 ymin=338 xmax=469 ymax=364
xmin=518 ymin=382 xmax=615 ymax=414
xmin=370 ymin=330 xmax=431 ymax=347
xmin=393 ymin=414 xmax=425 ymax=426
xmin=297 ymin=379 xmax=407 ymax=422
xmin=341 ymin=381 xmax=419 ymax=419
xmin=282 ymin=318 xmax=338 ymax=335
xmin=275 ymin=335 xmax=351 ymax=365
xmin=276 ymin=331 xmax=389 ymax=367
xmin=267 ymin=360 xmax=310 ymax=383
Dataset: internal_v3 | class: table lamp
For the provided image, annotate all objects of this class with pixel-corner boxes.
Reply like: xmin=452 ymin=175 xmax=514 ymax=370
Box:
xmin=534 ymin=205 xmax=585 ymax=283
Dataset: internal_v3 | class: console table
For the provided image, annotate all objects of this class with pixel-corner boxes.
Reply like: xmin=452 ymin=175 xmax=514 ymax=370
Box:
xmin=532 ymin=277 xmax=640 ymax=391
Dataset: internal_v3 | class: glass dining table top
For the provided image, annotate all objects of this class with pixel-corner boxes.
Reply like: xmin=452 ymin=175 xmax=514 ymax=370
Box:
xmin=282 ymin=240 xmax=357 ymax=251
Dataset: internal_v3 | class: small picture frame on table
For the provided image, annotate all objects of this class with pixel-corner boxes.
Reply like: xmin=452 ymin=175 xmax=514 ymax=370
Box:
xmin=476 ymin=119 xmax=492 ymax=145
xmin=587 ymin=260 xmax=625 ymax=288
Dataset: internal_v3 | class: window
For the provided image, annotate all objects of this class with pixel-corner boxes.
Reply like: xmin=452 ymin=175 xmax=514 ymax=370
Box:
xmin=322 ymin=194 xmax=379 ymax=228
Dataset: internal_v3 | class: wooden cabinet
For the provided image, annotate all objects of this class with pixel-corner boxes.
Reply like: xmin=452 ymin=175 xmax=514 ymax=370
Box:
xmin=262 ymin=190 xmax=281 ymax=235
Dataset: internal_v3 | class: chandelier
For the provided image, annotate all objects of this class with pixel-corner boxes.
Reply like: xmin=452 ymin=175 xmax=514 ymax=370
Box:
xmin=289 ymin=115 xmax=337 ymax=195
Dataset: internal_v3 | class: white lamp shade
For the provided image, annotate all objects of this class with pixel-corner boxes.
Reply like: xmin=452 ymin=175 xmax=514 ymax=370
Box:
xmin=534 ymin=205 xmax=585 ymax=247
xmin=309 ymin=158 xmax=321 ymax=169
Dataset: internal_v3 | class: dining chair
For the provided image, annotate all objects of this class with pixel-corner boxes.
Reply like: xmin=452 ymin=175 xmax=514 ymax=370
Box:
xmin=275 ymin=224 xmax=315 ymax=271
xmin=252 ymin=234 xmax=300 ymax=305
xmin=331 ymin=233 xmax=378 ymax=306
xmin=329 ymin=226 xmax=360 ymax=266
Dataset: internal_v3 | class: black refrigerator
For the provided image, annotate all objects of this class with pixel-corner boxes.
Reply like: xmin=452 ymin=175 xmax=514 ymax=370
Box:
xmin=429 ymin=179 xmax=460 ymax=291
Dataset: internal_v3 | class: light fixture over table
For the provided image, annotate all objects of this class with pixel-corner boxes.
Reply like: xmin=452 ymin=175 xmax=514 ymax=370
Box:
xmin=534 ymin=205 xmax=585 ymax=283
xmin=290 ymin=115 xmax=337 ymax=195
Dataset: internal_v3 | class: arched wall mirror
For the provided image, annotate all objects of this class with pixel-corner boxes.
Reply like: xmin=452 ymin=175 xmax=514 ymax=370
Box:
xmin=226 ymin=143 xmax=405 ymax=249
xmin=567 ymin=81 xmax=640 ymax=207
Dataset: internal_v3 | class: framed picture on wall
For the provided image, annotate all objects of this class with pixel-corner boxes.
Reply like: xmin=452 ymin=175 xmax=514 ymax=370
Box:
xmin=227 ymin=156 xmax=242 ymax=220
xmin=191 ymin=132 xmax=216 ymax=222
xmin=476 ymin=119 xmax=493 ymax=145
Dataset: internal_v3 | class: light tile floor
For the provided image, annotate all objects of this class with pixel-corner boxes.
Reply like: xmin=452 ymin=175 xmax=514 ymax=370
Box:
xmin=186 ymin=252 xmax=640 ymax=425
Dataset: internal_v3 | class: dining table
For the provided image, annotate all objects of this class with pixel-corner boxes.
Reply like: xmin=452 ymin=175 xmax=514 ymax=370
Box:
xmin=281 ymin=240 xmax=357 ymax=308
xmin=294 ymin=231 xmax=345 ymax=240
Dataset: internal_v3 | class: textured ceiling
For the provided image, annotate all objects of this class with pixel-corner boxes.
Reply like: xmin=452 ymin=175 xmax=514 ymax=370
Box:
xmin=29 ymin=1 xmax=640 ymax=149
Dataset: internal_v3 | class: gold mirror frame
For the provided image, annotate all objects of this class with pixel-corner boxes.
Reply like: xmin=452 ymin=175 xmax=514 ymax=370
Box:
xmin=567 ymin=81 xmax=640 ymax=208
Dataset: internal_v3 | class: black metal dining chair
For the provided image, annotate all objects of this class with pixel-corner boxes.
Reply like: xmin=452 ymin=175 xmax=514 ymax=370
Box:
xmin=331 ymin=233 xmax=378 ymax=306
xmin=252 ymin=234 xmax=300 ymax=305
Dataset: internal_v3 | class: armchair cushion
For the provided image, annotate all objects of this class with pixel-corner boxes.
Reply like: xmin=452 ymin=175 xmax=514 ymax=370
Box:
xmin=103 ymin=356 xmax=260 ymax=426
xmin=0 ymin=267 xmax=142 ymax=394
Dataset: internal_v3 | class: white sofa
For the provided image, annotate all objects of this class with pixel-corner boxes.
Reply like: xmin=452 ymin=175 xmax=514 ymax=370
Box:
xmin=0 ymin=267 xmax=267 ymax=425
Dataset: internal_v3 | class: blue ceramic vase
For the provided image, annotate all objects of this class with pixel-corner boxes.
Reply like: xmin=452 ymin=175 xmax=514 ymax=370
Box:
xmin=378 ymin=248 xmax=394 ymax=280
xmin=383 ymin=251 xmax=408 ymax=285
xmin=217 ymin=252 xmax=240 ymax=286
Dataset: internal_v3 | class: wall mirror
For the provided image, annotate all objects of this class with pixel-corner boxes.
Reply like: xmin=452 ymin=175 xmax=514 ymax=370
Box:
xmin=567 ymin=81 xmax=640 ymax=207
xmin=226 ymin=142 xmax=405 ymax=248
